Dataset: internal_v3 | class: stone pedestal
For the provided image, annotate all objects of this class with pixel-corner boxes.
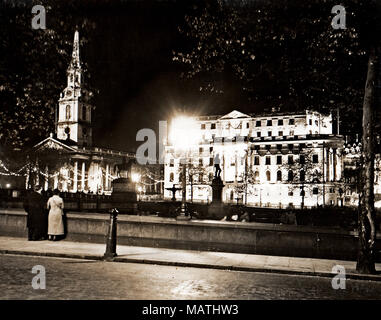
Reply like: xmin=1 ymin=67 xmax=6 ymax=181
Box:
xmin=111 ymin=178 xmax=137 ymax=213
xmin=208 ymin=177 xmax=225 ymax=219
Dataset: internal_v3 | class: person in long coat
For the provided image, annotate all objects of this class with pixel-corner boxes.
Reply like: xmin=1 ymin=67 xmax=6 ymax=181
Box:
xmin=47 ymin=189 xmax=64 ymax=241
xmin=23 ymin=185 xmax=48 ymax=241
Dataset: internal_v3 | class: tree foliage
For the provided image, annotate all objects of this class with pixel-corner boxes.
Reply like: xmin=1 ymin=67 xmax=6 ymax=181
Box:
xmin=174 ymin=0 xmax=381 ymax=134
xmin=0 ymin=0 xmax=97 ymax=150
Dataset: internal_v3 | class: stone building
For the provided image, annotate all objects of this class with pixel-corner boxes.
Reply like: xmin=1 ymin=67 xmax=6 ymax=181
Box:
xmin=164 ymin=109 xmax=352 ymax=208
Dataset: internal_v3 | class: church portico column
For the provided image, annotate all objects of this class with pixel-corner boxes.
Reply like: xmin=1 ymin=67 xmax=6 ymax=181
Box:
xmin=73 ymin=161 xmax=78 ymax=193
xmin=81 ymin=162 xmax=86 ymax=192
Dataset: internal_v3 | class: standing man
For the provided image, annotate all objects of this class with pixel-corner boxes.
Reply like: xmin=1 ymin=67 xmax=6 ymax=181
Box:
xmin=23 ymin=185 xmax=48 ymax=241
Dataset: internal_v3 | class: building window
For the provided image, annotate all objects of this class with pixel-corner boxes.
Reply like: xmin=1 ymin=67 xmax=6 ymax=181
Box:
xmin=267 ymin=120 xmax=272 ymax=126
xmin=329 ymin=188 xmax=335 ymax=193
xmin=268 ymin=131 xmax=272 ymax=137
xmin=288 ymin=144 xmax=294 ymax=151
xmin=169 ymin=172 xmax=174 ymax=182
xmin=277 ymin=170 xmax=282 ymax=181
xmin=265 ymin=145 xmax=271 ymax=151
xmin=169 ymin=159 xmax=174 ymax=167
xmin=266 ymin=171 xmax=271 ymax=181
xmin=315 ymin=120 xmax=319 ymax=126
xmin=199 ymin=147 xmax=203 ymax=153
xmin=300 ymin=155 xmax=305 ymax=165
xmin=265 ymin=156 xmax=271 ymax=165
xmin=289 ymin=119 xmax=295 ymax=125
xmin=211 ymin=123 xmax=216 ymax=129
xmin=278 ymin=119 xmax=283 ymax=126
xmin=300 ymin=170 xmax=305 ymax=182
xmin=277 ymin=155 xmax=282 ymax=165
xmin=256 ymin=120 xmax=261 ymax=127
xmin=278 ymin=131 xmax=283 ymax=136
xmin=290 ymin=130 xmax=294 ymax=136
xmin=313 ymin=187 xmax=319 ymax=195
xmin=254 ymin=171 xmax=259 ymax=182
xmin=313 ymin=154 xmax=319 ymax=163
xmin=198 ymin=173 xmax=203 ymax=183
xmin=288 ymin=155 xmax=293 ymax=165
xmin=288 ymin=170 xmax=294 ymax=182
xmin=254 ymin=145 xmax=260 ymax=151
xmin=209 ymin=158 xmax=213 ymax=166
xmin=246 ymin=122 xmax=249 ymax=129
xmin=254 ymin=156 xmax=260 ymax=165
xmin=82 ymin=127 xmax=87 ymax=136
xmin=309 ymin=119 xmax=312 ymax=125
xmin=257 ymin=132 xmax=261 ymax=137
xmin=199 ymin=158 xmax=203 ymax=167
xmin=66 ymin=105 xmax=71 ymax=120
xmin=277 ymin=144 xmax=282 ymax=151
xmin=300 ymin=143 xmax=306 ymax=150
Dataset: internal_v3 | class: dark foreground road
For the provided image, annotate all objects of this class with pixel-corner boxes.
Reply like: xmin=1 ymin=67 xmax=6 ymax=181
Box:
xmin=1 ymin=254 xmax=381 ymax=300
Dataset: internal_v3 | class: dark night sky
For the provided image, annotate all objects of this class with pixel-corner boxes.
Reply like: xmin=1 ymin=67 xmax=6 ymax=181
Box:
xmin=78 ymin=0 xmax=250 ymax=153
xmin=73 ymin=2 xmax=208 ymax=152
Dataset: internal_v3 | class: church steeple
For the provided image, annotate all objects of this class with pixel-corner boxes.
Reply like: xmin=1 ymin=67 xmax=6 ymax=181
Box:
xmin=56 ymin=30 xmax=92 ymax=147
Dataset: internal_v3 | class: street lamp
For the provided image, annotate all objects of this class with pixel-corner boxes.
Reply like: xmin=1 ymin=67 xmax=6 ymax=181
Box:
xmin=169 ymin=115 xmax=200 ymax=220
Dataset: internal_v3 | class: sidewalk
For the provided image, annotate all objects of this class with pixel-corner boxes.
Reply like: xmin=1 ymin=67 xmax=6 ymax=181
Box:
xmin=1 ymin=236 xmax=380 ymax=281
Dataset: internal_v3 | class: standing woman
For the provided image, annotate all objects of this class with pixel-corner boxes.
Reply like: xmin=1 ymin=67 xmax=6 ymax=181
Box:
xmin=47 ymin=189 xmax=64 ymax=241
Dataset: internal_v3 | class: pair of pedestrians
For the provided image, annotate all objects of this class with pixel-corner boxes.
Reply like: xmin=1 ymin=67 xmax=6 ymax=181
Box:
xmin=23 ymin=186 xmax=65 ymax=241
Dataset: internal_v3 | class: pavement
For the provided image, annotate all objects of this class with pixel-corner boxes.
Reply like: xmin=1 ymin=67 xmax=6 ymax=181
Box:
xmin=1 ymin=236 xmax=381 ymax=282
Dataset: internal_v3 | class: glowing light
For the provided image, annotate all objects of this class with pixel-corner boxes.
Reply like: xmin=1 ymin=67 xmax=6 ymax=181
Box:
xmin=169 ymin=116 xmax=200 ymax=150
xmin=137 ymin=186 xmax=143 ymax=193
xmin=131 ymin=173 xmax=141 ymax=183
xmin=5 ymin=183 xmax=11 ymax=188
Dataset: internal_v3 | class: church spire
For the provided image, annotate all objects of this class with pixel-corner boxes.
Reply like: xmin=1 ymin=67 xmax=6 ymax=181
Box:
xmin=70 ymin=30 xmax=80 ymax=69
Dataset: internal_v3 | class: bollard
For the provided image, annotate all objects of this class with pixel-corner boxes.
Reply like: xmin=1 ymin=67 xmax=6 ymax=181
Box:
xmin=103 ymin=208 xmax=119 ymax=261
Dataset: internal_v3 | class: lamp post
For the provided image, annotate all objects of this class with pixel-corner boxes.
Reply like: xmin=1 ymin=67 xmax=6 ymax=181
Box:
xmin=178 ymin=158 xmax=190 ymax=220
xmin=169 ymin=115 xmax=200 ymax=221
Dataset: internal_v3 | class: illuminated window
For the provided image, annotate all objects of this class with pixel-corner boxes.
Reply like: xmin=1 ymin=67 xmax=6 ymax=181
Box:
xmin=266 ymin=171 xmax=271 ymax=181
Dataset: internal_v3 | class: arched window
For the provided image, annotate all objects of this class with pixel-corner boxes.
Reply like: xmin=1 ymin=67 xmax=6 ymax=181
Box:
xmin=277 ymin=170 xmax=282 ymax=181
xmin=254 ymin=171 xmax=259 ymax=182
xmin=169 ymin=172 xmax=174 ymax=182
xmin=300 ymin=170 xmax=305 ymax=182
xmin=66 ymin=105 xmax=71 ymax=120
xmin=266 ymin=171 xmax=271 ymax=182
xmin=288 ymin=170 xmax=294 ymax=182
xmin=230 ymin=190 xmax=234 ymax=201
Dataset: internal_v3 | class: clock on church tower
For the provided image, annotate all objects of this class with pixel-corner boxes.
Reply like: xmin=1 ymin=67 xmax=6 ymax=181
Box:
xmin=57 ymin=30 xmax=92 ymax=147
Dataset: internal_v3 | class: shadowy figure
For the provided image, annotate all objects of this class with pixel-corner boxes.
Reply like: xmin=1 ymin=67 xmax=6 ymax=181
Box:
xmin=23 ymin=185 xmax=48 ymax=241
xmin=214 ymin=154 xmax=222 ymax=178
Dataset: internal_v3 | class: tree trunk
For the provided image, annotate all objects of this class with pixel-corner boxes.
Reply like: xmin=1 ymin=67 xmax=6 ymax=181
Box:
xmin=356 ymin=46 xmax=378 ymax=274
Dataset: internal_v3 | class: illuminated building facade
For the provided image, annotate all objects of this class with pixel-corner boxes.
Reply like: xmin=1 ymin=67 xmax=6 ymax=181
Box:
xmin=164 ymin=109 xmax=352 ymax=208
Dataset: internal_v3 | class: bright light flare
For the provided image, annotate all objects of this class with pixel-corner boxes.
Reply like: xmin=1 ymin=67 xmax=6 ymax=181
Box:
xmin=169 ymin=116 xmax=200 ymax=149
xmin=131 ymin=173 xmax=141 ymax=183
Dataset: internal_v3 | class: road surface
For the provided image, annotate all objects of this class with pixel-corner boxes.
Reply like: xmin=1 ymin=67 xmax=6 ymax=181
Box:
xmin=1 ymin=254 xmax=380 ymax=300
